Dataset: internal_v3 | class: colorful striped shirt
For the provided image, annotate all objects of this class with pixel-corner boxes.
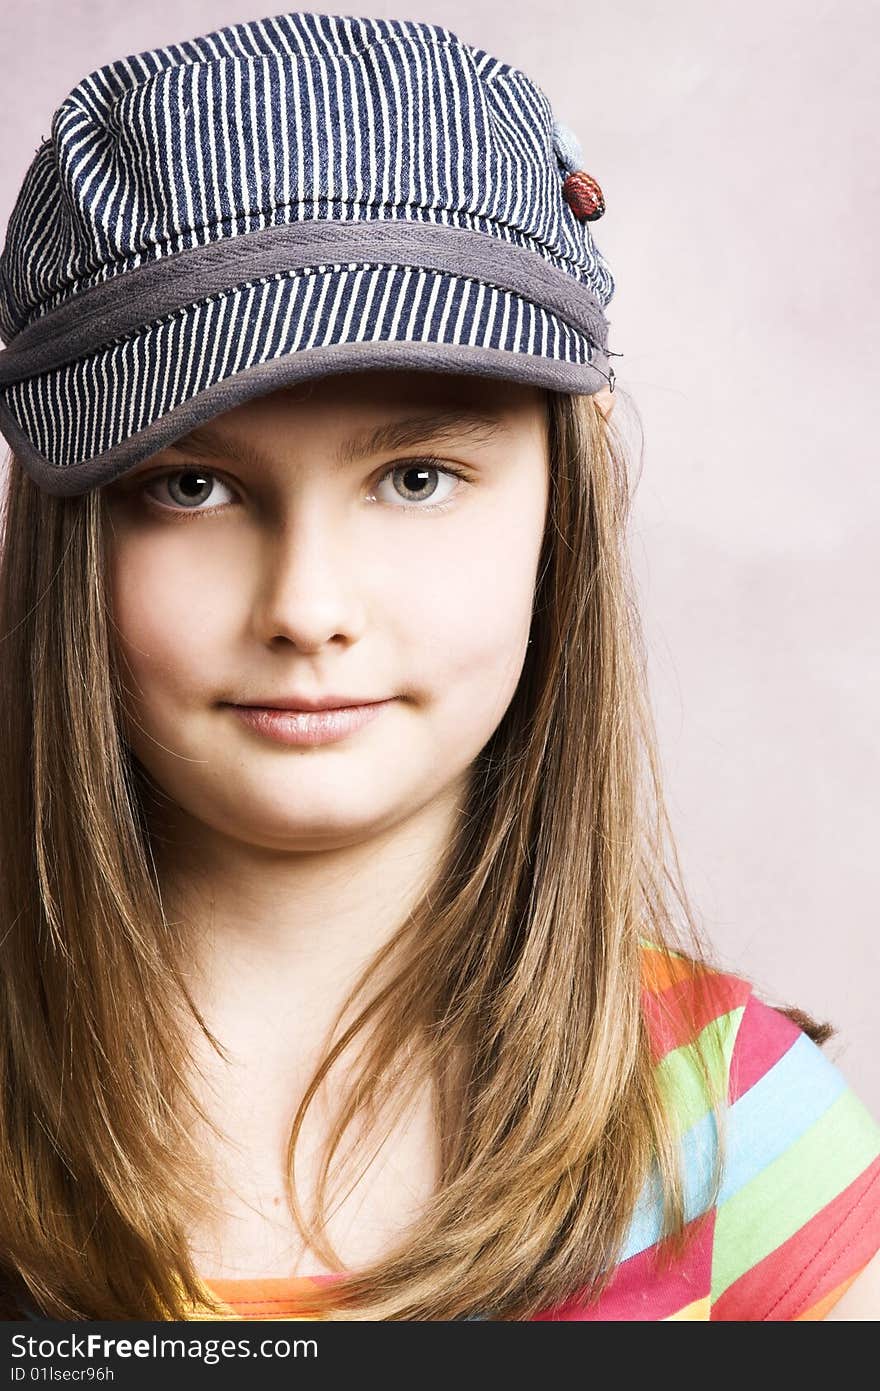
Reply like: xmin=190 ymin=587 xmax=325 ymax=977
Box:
xmin=185 ymin=943 xmax=880 ymax=1320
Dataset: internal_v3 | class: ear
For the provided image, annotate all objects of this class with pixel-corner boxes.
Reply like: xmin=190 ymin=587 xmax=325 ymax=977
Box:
xmin=592 ymin=386 xmax=616 ymax=422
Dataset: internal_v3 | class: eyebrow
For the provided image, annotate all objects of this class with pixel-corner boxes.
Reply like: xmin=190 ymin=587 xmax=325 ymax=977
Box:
xmin=168 ymin=408 xmax=508 ymax=472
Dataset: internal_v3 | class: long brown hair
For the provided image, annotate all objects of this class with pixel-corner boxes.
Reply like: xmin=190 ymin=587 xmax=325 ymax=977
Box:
xmin=0 ymin=387 xmax=830 ymax=1320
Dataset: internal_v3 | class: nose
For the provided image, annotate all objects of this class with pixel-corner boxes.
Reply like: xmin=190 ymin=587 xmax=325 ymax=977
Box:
xmin=250 ymin=496 xmax=369 ymax=651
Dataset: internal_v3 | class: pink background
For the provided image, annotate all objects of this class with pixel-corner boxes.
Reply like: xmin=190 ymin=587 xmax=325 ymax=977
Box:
xmin=1 ymin=1 xmax=877 ymax=1112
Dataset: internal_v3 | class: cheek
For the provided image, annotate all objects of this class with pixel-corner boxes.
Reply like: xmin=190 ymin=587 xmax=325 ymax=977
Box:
xmin=106 ymin=533 xmax=235 ymax=710
xmin=405 ymin=493 xmax=545 ymax=723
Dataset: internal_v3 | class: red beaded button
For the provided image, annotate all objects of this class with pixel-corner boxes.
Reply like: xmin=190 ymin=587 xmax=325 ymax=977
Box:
xmin=562 ymin=171 xmax=605 ymax=222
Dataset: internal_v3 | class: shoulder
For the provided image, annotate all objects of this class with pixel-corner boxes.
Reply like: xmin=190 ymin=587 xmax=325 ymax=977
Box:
xmin=639 ymin=938 xmax=751 ymax=1061
xmin=711 ymin=969 xmax=880 ymax=1318
xmin=639 ymin=939 xmax=750 ymax=1132
xmin=639 ymin=941 xmax=880 ymax=1320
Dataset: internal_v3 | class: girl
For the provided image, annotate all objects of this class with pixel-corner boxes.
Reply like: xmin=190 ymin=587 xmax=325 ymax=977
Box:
xmin=0 ymin=10 xmax=877 ymax=1322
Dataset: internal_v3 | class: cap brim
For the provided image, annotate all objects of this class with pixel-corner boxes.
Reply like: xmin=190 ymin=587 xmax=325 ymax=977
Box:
xmin=0 ymin=253 xmax=612 ymax=497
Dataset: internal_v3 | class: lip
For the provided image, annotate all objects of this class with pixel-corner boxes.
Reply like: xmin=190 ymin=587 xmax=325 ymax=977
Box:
xmin=232 ymin=694 xmax=384 ymax=712
xmin=227 ymin=699 xmax=395 ymax=746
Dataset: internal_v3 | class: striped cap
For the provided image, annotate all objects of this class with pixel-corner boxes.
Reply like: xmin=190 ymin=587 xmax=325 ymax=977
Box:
xmin=0 ymin=10 xmax=618 ymax=497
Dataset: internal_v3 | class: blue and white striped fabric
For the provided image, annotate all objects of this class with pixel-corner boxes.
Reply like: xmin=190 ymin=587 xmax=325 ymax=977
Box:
xmin=0 ymin=10 xmax=618 ymax=497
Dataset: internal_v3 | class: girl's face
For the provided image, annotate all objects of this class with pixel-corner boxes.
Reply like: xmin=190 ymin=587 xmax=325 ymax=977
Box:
xmin=103 ymin=370 xmax=549 ymax=854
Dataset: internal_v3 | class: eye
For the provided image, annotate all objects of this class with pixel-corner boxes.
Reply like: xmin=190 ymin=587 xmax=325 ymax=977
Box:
xmin=141 ymin=468 xmax=237 ymax=514
xmin=371 ymin=458 xmax=469 ymax=511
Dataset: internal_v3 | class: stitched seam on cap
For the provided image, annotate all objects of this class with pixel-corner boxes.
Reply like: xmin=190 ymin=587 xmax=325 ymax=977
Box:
xmin=63 ymin=33 xmax=486 ymax=112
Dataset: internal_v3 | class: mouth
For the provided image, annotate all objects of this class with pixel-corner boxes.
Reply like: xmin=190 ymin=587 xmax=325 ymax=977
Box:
xmin=224 ymin=699 xmax=395 ymax=747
